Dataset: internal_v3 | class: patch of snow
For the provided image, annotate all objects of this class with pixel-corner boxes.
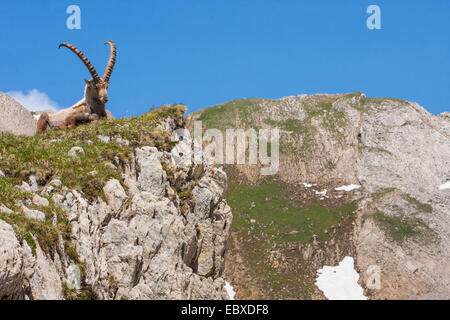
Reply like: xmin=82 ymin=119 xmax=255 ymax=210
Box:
xmin=300 ymin=182 xmax=316 ymax=188
xmin=225 ymin=281 xmax=236 ymax=300
xmin=335 ymin=185 xmax=361 ymax=192
xmin=315 ymin=189 xmax=327 ymax=197
xmin=438 ymin=181 xmax=450 ymax=190
xmin=315 ymin=256 xmax=367 ymax=300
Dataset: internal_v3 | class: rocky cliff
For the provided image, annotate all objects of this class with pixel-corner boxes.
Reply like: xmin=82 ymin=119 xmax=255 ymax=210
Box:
xmin=0 ymin=105 xmax=232 ymax=300
xmin=1 ymin=93 xmax=449 ymax=300
xmin=187 ymin=93 xmax=450 ymax=300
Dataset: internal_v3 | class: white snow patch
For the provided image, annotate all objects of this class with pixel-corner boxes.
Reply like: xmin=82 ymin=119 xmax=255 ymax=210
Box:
xmin=315 ymin=256 xmax=367 ymax=300
xmin=315 ymin=189 xmax=327 ymax=197
xmin=225 ymin=281 xmax=236 ymax=300
xmin=438 ymin=181 xmax=450 ymax=190
xmin=335 ymin=184 xmax=361 ymax=192
xmin=300 ymin=182 xmax=316 ymax=188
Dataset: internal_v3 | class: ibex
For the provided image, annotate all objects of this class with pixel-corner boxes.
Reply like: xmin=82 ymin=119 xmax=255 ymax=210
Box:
xmin=37 ymin=41 xmax=117 ymax=134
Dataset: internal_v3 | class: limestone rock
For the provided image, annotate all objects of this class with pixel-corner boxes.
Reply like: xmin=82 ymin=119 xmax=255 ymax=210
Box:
xmin=68 ymin=147 xmax=85 ymax=158
xmin=28 ymin=175 xmax=39 ymax=193
xmin=32 ymin=195 xmax=49 ymax=207
xmin=98 ymin=135 xmax=111 ymax=143
xmin=135 ymin=147 xmax=165 ymax=196
xmin=20 ymin=181 xmax=32 ymax=193
xmin=193 ymin=168 xmax=227 ymax=216
xmin=65 ymin=264 xmax=82 ymax=291
xmin=50 ymin=179 xmax=62 ymax=187
xmin=41 ymin=186 xmax=54 ymax=196
xmin=0 ymin=220 xmax=24 ymax=299
xmin=103 ymin=179 xmax=128 ymax=212
xmin=22 ymin=206 xmax=46 ymax=222
xmin=24 ymin=240 xmax=64 ymax=300
xmin=0 ymin=92 xmax=37 ymax=136
xmin=0 ymin=204 xmax=13 ymax=214
xmin=115 ymin=137 xmax=129 ymax=146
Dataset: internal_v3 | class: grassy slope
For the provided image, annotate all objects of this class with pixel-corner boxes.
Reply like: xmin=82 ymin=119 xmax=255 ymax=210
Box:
xmin=0 ymin=105 xmax=185 ymax=260
xmin=229 ymin=183 xmax=355 ymax=245
xmin=228 ymin=182 xmax=356 ymax=299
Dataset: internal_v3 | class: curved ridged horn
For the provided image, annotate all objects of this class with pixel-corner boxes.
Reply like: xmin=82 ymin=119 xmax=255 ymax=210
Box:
xmin=59 ymin=42 xmax=101 ymax=82
xmin=102 ymin=41 xmax=116 ymax=82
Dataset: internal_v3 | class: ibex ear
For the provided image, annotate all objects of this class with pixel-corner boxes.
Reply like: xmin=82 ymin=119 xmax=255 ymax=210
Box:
xmin=84 ymin=79 xmax=90 ymax=84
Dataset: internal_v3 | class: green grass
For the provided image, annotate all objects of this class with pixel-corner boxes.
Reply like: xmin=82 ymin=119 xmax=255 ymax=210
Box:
xmin=360 ymin=145 xmax=393 ymax=155
xmin=228 ymin=183 xmax=356 ymax=244
xmin=197 ymin=99 xmax=262 ymax=129
xmin=62 ymin=282 xmax=93 ymax=300
xmin=177 ymin=189 xmax=193 ymax=200
xmin=344 ymin=92 xmax=365 ymax=99
xmin=305 ymin=102 xmax=333 ymax=118
xmin=403 ymin=194 xmax=433 ymax=214
xmin=369 ymin=211 xmax=434 ymax=244
xmin=371 ymin=188 xmax=396 ymax=200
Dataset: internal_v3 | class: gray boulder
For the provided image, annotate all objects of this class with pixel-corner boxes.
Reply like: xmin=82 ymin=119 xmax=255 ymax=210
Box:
xmin=0 ymin=92 xmax=37 ymax=136
xmin=22 ymin=206 xmax=46 ymax=222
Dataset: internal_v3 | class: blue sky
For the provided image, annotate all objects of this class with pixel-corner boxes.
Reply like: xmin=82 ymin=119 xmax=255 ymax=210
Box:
xmin=0 ymin=0 xmax=449 ymax=117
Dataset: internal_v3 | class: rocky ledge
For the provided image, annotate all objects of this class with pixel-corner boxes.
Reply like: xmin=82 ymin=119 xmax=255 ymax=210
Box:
xmin=0 ymin=106 xmax=232 ymax=300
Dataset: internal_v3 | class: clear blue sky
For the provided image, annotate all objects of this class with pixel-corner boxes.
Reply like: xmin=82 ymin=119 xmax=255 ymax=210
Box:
xmin=0 ymin=0 xmax=449 ymax=117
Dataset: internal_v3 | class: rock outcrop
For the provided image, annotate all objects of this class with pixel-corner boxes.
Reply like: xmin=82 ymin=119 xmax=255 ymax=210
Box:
xmin=0 ymin=109 xmax=233 ymax=300
xmin=0 ymin=92 xmax=37 ymax=136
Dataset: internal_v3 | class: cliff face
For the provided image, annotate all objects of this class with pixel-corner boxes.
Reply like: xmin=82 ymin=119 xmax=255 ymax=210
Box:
xmin=0 ymin=105 xmax=232 ymax=300
xmin=187 ymin=93 xmax=450 ymax=300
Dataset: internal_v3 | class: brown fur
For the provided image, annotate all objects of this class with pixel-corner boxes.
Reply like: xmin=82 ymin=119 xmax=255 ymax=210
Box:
xmin=37 ymin=113 xmax=50 ymax=134
xmin=37 ymin=104 xmax=100 ymax=134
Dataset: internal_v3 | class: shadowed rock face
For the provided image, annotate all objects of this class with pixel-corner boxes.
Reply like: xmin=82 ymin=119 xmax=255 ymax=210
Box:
xmin=187 ymin=93 xmax=450 ymax=300
xmin=0 ymin=92 xmax=37 ymax=136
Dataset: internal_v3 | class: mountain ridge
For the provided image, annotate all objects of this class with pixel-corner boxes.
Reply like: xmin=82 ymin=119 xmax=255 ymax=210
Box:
xmin=187 ymin=92 xmax=450 ymax=299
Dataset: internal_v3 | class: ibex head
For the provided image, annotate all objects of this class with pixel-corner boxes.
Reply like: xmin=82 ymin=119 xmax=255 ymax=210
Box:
xmin=59 ymin=41 xmax=117 ymax=115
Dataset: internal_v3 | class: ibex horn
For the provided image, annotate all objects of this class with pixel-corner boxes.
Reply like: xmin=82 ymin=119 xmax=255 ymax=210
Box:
xmin=102 ymin=41 xmax=116 ymax=82
xmin=59 ymin=42 xmax=101 ymax=82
